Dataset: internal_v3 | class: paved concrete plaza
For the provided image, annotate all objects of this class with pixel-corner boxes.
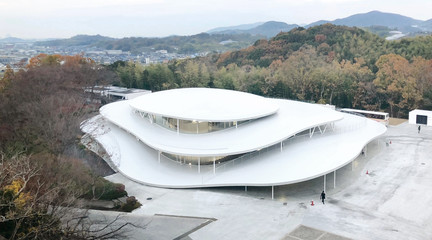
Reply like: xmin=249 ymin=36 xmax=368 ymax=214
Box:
xmin=102 ymin=121 xmax=432 ymax=240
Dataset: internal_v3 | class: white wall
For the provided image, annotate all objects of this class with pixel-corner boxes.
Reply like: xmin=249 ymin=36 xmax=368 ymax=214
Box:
xmin=409 ymin=109 xmax=432 ymax=126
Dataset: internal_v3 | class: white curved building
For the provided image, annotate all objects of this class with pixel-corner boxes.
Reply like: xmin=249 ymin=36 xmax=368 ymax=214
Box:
xmin=83 ymin=88 xmax=386 ymax=190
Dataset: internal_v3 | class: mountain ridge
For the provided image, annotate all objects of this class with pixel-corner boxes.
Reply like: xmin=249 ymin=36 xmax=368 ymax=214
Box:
xmin=208 ymin=11 xmax=431 ymax=39
xmin=208 ymin=21 xmax=299 ymax=38
xmin=34 ymin=33 xmax=263 ymax=54
xmin=7 ymin=10 xmax=431 ymax=53
xmin=207 ymin=22 xmax=264 ymax=33
xmin=307 ymin=11 xmax=422 ymax=28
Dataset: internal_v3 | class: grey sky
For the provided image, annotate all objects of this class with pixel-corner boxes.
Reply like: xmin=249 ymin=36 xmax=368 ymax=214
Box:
xmin=1 ymin=0 xmax=431 ymax=39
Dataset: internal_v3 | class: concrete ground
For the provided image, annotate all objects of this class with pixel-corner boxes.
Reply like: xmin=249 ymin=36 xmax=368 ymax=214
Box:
xmin=101 ymin=122 xmax=432 ymax=240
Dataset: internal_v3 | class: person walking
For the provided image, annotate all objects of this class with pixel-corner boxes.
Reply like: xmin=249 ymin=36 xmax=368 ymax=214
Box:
xmin=320 ymin=191 xmax=326 ymax=204
xmin=418 ymin=125 xmax=421 ymax=133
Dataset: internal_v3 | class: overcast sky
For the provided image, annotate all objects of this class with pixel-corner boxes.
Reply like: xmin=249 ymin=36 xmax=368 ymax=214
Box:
xmin=1 ymin=0 xmax=431 ymax=39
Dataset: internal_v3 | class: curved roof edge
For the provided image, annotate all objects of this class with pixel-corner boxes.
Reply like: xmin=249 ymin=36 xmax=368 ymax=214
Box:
xmin=100 ymin=99 xmax=344 ymax=157
xmin=82 ymin=113 xmax=386 ymax=188
xmin=128 ymin=88 xmax=280 ymax=122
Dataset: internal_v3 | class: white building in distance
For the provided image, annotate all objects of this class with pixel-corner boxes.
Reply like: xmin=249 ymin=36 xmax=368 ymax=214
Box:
xmin=409 ymin=109 xmax=432 ymax=126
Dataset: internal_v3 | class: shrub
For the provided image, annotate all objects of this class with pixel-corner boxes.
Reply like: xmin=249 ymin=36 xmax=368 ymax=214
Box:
xmin=81 ymin=177 xmax=127 ymax=200
xmin=119 ymin=196 xmax=142 ymax=212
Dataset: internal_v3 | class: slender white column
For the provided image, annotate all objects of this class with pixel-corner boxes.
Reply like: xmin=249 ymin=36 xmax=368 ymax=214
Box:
xmin=271 ymin=186 xmax=274 ymax=199
xmin=213 ymin=157 xmax=215 ymax=174
xmin=280 ymin=141 xmax=283 ymax=152
xmin=334 ymin=170 xmax=336 ymax=188
xmin=177 ymin=119 xmax=179 ymax=135
xmin=365 ymin=144 xmax=368 ymax=157
xmin=323 ymin=174 xmax=326 ymax=192
xmin=198 ymin=157 xmax=200 ymax=173
xmin=309 ymin=127 xmax=316 ymax=138
xmin=245 ymin=186 xmax=247 ymax=192
xmin=158 ymin=151 xmax=161 ymax=163
xmin=322 ymin=124 xmax=328 ymax=134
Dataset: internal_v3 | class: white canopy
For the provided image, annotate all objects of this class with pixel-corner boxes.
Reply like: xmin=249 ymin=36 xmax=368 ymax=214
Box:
xmin=129 ymin=88 xmax=280 ymax=122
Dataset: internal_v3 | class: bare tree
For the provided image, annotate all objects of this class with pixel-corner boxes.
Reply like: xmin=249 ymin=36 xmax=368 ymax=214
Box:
xmin=0 ymin=55 xmax=140 ymax=240
xmin=0 ymin=55 xmax=117 ymax=154
xmin=0 ymin=153 xmax=141 ymax=240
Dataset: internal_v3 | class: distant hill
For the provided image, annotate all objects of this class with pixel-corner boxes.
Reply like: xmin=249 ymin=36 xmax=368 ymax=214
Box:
xmin=420 ymin=19 xmax=432 ymax=30
xmin=34 ymin=34 xmax=116 ymax=47
xmin=244 ymin=21 xmax=299 ymax=38
xmin=207 ymin=22 xmax=264 ymax=33
xmin=32 ymin=11 xmax=432 ymax=54
xmin=208 ymin=11 xmax=431 ymax=40
xmin=0 ymin=37 xmax=32 ymax=43
xmin=307 ymin=11 xmax=426 ymax=33
xmin=362 ymin=26 xmax=394 ymax=38
xmin=214 ymin=22 xmax=432 ymax=69
xmin=208 ymin=21 xmax=299 ymax=38
xmin=35 ymin=33 xmax=263 ymax=54
xmin=215 ymin=24 xmax=387 ymax=68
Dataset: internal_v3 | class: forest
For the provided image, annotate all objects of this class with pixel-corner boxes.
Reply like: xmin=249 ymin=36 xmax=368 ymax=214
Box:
xmin=110 ymin=24 xmax=432 ymax=118
xmin=0 ymin=55 xmax=141 ymax=239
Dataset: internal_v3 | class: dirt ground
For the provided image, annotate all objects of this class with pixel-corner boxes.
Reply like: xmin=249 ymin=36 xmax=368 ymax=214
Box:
xmin=388 ymin=117 xmax=407 ymax=126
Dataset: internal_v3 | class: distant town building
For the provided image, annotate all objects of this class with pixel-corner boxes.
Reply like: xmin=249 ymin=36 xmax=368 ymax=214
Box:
xmin=155 ymin=50 xmax=168 ymax=54
xmin=105 ymin=50 xmax=123 ymax=55
xmin=0 ymin=41 xmax=205 ymax=66
xmin=219 ymin=39 xmax=237 ymax=45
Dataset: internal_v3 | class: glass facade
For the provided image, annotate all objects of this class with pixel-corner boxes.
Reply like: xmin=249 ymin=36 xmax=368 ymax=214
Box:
xmin=162 ymin=152 xmax=245 ymax=165
xmin=135 ymin=110 xmax=249 ymax=134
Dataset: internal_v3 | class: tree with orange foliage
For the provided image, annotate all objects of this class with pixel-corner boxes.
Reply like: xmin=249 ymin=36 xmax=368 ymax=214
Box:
xmin=374 ymin=54 xmax=421 ymax=117
xmin=0 ymin=54 xmax=116 ymax=154
xmin=410 ymin=57 xmax=432 ymax=108
xmin=0 ymin=65 xmax=14 ymax=92
xmin=26 ymin=53 xmax=63 ymax=68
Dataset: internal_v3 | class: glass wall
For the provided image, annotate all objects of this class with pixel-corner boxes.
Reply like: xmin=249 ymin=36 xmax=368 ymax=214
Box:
xmin=162 ymin=152 xmax=245 ymax=165
xmin=135 ymin=110 xmax=249 ymax=134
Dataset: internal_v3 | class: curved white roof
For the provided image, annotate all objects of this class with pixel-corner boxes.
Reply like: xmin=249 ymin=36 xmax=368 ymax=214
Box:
xmin=101 ymin=99 xmax=344 ymax=156
xmin=83 ymin=112 xmax=386 ymax=188
xmin=129 ymin=88 xmax=280 ymax=122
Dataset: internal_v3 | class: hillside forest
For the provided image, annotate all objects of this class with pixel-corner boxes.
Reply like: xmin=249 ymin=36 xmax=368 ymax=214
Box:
xmin=34 ymin=33 xmax=264 ymax=54
xmin=111 ymin=24 xmax=432 ymax=118
xmin=0 ymin=55 xmax=141 ymax=239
